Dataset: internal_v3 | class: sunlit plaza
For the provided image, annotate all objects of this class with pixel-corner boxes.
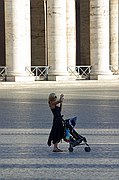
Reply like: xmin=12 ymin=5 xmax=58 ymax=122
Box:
xmin=0 ymin=81 xmax=119 ymax=179
xmin=0 ymin=0 xmax=119 ymax=179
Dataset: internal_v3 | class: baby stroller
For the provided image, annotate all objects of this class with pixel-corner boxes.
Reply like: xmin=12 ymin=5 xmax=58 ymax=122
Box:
xmin=63 ymin=116 xmax=91 ymax=152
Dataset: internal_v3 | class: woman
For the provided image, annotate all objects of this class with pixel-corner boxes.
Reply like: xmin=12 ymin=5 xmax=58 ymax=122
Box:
xmin=47 ymin=93 xmax=64 ymax=152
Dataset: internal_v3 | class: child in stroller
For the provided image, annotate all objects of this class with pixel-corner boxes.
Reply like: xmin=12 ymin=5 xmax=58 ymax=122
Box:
xmin=63 ymin=116 xmax=91 ymax=152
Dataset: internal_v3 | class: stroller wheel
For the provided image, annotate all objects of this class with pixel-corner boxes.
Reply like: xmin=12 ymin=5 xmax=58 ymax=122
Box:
xmin=68 ymin=147 xmax=73 ymax=152
xmin=85 ymin=146 xmax=91 ymax=152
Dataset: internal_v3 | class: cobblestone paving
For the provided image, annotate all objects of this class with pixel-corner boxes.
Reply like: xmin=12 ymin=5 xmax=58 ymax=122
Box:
xmin=0 ymin=82 xmax=119 ymax=179
xmin=0 ymin=129 xmax=119 ymax=180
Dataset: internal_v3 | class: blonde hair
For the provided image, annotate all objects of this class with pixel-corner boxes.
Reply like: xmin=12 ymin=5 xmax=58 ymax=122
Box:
xmin=48 ymin=93 xmax=56 ymax=103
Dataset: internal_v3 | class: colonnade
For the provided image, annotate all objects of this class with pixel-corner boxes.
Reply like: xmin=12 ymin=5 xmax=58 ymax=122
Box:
xmin=90 ymin=0 xmax=111 ymax=79
xmin=4 ymin=0 xmax=32 ymax=81
xmin=47 ymin=0 xmax=68 ymax=80
xmin=4 ymin=0 xmax=119 ymax=81
xmin=90 ymin=0 xmax=118 ymax=79
xmin=46 ymin=0 xmax=76 ymax=80
xmin=110 ymin=0 xmax=118 ymax=70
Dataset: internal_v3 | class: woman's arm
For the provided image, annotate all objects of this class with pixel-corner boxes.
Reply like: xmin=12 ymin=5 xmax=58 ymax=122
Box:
xmin=49 ymin=94 xmax=64 ymax=109
xmin=59 ymin=94 xmax=64 ymax=109
xmin=49 ymin=99 xmax=62 ymax=106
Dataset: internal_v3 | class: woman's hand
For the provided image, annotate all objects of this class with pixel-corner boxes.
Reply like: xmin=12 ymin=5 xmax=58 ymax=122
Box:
xmin=60 ymin=94 xmax=64 ymax=101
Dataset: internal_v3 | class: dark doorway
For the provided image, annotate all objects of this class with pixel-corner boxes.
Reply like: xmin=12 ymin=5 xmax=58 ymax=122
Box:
xmin=30 ymin=0 xmax=45 ymax=66
xmin=76 ymin=0 xmax=80 ymax=65
xmin=76 ymin=0 xmax=90 ymax=66
xmin=0 ymin=0 xmax=6 ymax=66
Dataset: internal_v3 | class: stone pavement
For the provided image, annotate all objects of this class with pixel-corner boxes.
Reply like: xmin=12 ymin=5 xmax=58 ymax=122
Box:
xmin=0 ymin=81 xmax=119 ymax=179
xmin=0 ymin=128 xmax=118 ymax=180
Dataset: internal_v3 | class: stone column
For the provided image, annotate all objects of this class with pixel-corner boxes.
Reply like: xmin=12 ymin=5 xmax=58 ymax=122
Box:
xmin=90 ymin=0 xmax=112 ymax=80
xmin=4 ymin=0 xmax=34 ymax=81
xmin=110 ymin=0 xmax=118 ymax=71
xmin=47 ymin=0 xmax=68 ymax=80
xmin=66 ymin=0 xmax=76 ymax=67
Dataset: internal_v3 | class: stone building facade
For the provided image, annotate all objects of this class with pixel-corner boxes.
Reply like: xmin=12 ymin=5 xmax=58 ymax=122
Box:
xmin=0 ymin=0 xmax=118 ymax=81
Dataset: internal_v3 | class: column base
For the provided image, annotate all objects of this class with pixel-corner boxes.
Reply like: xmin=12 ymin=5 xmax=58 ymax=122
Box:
xmin=90 ymin=74 xmax=119 ymax=80
xmin=48 ymin=75 xmax=76 ymax=81
xmin=90 ymin=69 xmax=113 ymax=80
xmin=6 ymin=75 xmax=35 ymax=82
xmin=98 ymin=75 xmax=119 ymax=80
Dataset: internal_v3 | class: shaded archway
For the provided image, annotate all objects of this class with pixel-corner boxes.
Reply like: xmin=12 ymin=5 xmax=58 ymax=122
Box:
xmin=30 ymin=0 xmax=45 ymax=66
xmin=0 ymin=0 xmax=5 ymax=66
xmin=76 ymin=0 xmax=90 ymax=66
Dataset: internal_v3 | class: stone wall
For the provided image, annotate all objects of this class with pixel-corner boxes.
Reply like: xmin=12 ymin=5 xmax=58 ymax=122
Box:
xmin=76 ymin=0 xmax=90 ymax=65
xmin=31 ymin=0 xmax=45 ymax=66
xmin=0 ymin=0 xmax=5 ymax=66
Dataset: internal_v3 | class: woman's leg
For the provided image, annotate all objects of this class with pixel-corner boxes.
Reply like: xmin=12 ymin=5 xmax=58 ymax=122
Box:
xmin=53 ymin=142 xmax=63 ymax=152
xmin=53 ymin=142 xmax=58 ymax=150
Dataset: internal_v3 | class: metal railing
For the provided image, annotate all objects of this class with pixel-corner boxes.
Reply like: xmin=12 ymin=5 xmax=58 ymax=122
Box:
xmin=67 ymin=66 xmax=92 ymax=79
xmin=109 ymin=65 xmax=119 ymax=75
xmin=1 ymin=65 xmax=118 ymax=81
xmin=25 ymin=66 xmax=49 ymax=81
xmin=0 ymin=66 xmax=7 ymax=81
